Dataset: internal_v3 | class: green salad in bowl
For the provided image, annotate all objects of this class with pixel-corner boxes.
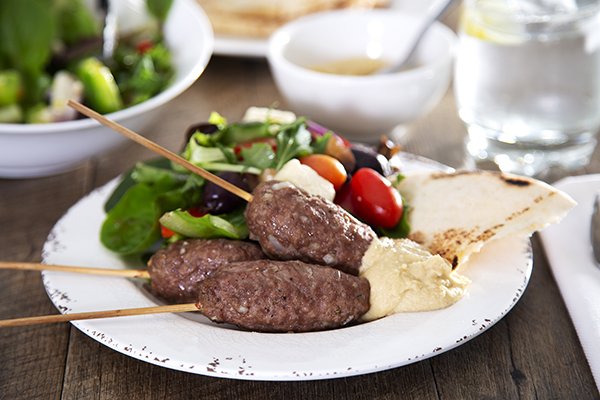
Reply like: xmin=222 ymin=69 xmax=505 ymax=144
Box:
xmin=0 ymin=0 xmax=213 ymax=178
xmin=0 ymin=0 xmax=175 ymax=123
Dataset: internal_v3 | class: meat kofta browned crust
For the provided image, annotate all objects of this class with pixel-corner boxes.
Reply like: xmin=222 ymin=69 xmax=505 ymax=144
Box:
xmin=147 ymin=239 xmax=266 ymax=303
xmin=245 ymin=181 xmax=377 ymax=276
xmin=197 ymin=260 xmax=370 ymax=332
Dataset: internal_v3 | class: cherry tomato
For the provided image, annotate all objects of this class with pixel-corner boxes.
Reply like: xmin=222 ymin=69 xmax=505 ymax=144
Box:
xmin=299 ymin=154 xmax=347 ymax=190
xmin=350 ymin=168 xmax=403 ymax=229
xmin=334 ymin=181 xmax=355 ymax=214
xmin=325 ymin=135 xmax=355 ymax=172
xmin=136 ymin=39 xmax=154 ymax=54
xmin=160 ymin=225 xmax=175 ymax=238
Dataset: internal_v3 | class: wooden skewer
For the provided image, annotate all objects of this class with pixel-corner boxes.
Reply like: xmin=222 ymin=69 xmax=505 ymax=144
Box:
xmin=0 ymin=303 xmax=199 ymax=328
xmin=0 ymin=262 xmax=150 ymax=279
xmin=67 ymin=100 xmax=254 ymax=203
xmin=0 ymin=102 xmax=253 ymax=329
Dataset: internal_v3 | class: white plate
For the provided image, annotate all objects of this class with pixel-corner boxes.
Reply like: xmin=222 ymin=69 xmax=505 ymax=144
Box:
xmin=213 ymin=0 xmax=436 ymax=57
xmin=41 ymin=154 xmax=532 ymax=381
xmin=214 ymin=36 xmax=269 ymax=58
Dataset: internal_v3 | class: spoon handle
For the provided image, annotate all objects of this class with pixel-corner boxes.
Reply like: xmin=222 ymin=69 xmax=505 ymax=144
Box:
xmin=383 ymin=0 xmax=457 ymax=74
xmin=420 ymin=0 xmax=458 ymax=35
xmin=99 ymin=0 xmax=117 ymax=61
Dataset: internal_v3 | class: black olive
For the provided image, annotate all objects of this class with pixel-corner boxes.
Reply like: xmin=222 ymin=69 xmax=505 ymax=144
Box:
xmin=202 ymin=171 xmax=251 ymax=214
xmin=350 ymin=144 xmax=391 ymax=176
xmin=180 ymin=123 xmax=220 ymax=151
xmin=184 ymin=123 xmax=219 ymax=142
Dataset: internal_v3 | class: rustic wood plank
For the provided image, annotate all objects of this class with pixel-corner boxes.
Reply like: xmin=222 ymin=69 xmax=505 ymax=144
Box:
xmin=0 ymin=167 xmax=93 ymax=399
xmin=430 ymin=320 xmax=520 ymax=399
xmin=505 ymin=238 xmax=599 ymax=399
xmin=429 ymin=238 xmax=600 ymax=400
xmin=61 ymin=324 xmax=440 ymax=400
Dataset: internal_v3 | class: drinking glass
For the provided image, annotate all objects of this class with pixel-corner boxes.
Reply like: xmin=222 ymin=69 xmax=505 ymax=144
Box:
xmin=454 ymin=0 xmax=600 ymax=176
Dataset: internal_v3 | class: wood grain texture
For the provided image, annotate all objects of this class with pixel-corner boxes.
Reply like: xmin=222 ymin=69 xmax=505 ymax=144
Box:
xmin=0 ymin=56 xmax=598 ymax=400
xmin=505 ymin=239 xmax=599 ymax=398
xmin=0 ymin=167 xmax=92 ymax=399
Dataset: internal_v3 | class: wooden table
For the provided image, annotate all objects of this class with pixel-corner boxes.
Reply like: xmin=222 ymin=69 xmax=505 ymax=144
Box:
xmin=0 ymin=56 xmax=598 ymax=400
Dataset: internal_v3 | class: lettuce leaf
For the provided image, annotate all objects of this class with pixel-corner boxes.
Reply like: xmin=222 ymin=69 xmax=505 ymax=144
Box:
xmin=159 ymin=208 xmax=248 ymax=239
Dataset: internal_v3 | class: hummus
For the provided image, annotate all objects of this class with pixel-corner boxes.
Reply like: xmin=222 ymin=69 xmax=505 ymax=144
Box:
xmin=359 ymin=237 xmax=470 ymax=321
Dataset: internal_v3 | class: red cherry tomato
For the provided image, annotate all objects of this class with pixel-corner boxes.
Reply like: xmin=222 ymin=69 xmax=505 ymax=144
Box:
xmin=325 ymin=135 xmax=355 ymax=172
xmin=334 ymin=181 xmax=355 ymax=214
xmin=160 ymin=225 xmax=175 ymax=238
xmin=350 ymin=168 xmax=403 ymax=229
xmin=136 ymin=39 xmax=154 ymax=54
xmin=299 ymin=154 xmax=347 ymax=190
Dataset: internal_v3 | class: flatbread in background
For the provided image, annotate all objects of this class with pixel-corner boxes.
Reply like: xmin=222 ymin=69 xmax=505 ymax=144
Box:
xmin=396 ymin=170 xmax=576 ymax=268
xmin=198 ymin=0 xmax=389 ymax=38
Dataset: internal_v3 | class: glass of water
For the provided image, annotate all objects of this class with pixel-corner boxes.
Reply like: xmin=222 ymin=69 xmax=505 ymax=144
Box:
xmin=454 ymin=0 xmax=600 ymax=176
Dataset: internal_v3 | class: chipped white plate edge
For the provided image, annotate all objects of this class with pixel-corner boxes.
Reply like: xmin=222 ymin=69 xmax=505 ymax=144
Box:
xmin=41 ymin=153 xmax=532 ymax=381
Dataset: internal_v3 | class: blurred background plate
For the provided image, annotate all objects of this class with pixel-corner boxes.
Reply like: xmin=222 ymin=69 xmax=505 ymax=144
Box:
xmin=213 ymin=0 xmax=437 ymax=57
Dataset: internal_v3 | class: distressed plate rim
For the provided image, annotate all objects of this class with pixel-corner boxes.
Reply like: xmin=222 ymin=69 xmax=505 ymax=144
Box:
xmin=41 ymin=153 xmax=532 ymax=381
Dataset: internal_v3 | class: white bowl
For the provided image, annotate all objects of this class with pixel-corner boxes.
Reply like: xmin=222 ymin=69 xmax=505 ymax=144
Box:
xmin=267 ymin=9 xmax=456 ymax=142
xmin=0 ymin=0 xmax=213 ymax=178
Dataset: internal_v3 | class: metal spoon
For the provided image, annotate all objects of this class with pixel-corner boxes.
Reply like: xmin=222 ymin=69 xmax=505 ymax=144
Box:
xmin=378 ymin=0 xmax=457 ymax=74
xmin=99 ymin=0 xmax=117 ymax=62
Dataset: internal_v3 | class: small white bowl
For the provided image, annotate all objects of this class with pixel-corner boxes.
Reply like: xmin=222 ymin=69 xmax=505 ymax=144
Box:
xmin=0 ymin=0 xmax=213 ymax=179
xmin=267 ymin=9 xmax=456 ymax=142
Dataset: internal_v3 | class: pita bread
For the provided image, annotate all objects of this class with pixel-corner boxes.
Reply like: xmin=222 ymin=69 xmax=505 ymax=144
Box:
xmin=197 ymin=0 xmax=389 ymax=38
xmin=396 ymin=170 xmax=576 ymax=268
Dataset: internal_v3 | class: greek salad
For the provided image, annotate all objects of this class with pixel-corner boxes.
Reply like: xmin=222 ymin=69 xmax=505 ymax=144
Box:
xmin=101 ymin=107 xmax=410 ymax=257
xmin=0 ymin=0 xmax=174 ymax=124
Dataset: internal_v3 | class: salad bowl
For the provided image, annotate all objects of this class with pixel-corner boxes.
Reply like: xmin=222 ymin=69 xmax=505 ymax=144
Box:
xmin=0 ymin=0 xmax=213 ymax=179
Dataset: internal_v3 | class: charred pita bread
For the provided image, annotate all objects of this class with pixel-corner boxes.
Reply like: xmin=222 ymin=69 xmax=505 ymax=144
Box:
xmin=396 ymin=170 xmax=576 ymax=268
